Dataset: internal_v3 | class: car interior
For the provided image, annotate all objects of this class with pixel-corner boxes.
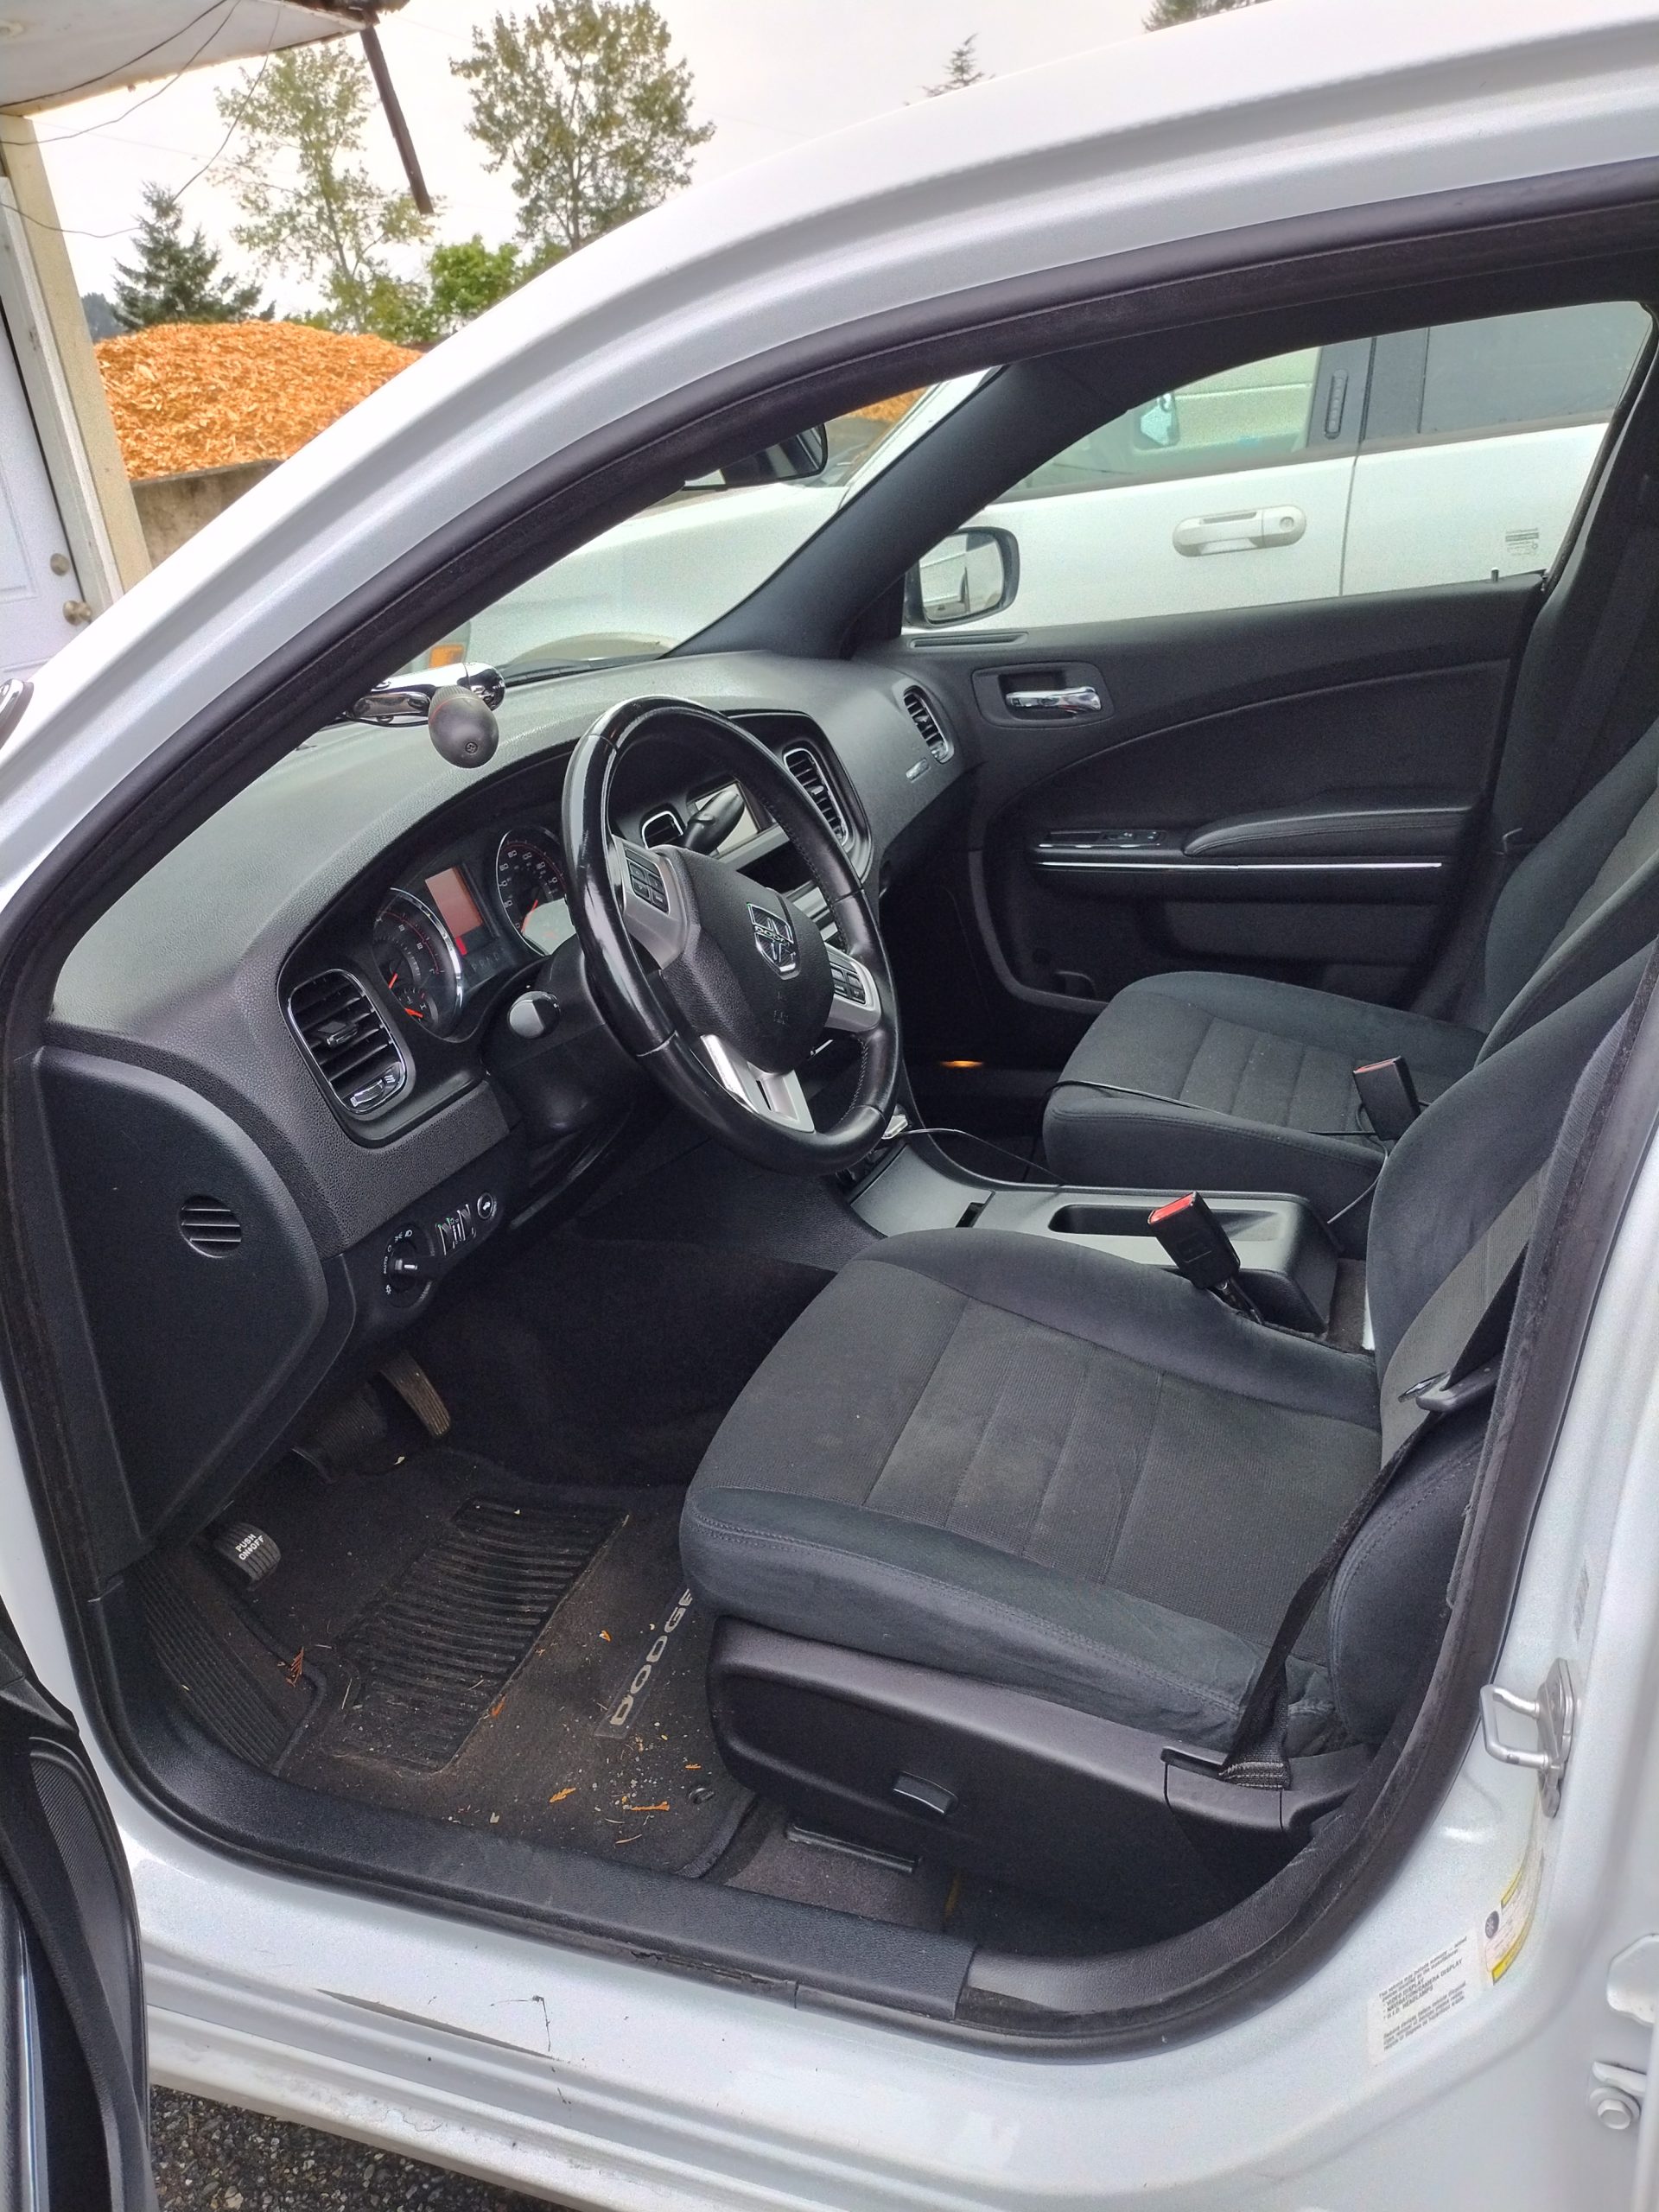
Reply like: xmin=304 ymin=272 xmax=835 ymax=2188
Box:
xmin=12 ymin=208 xmax=1659 ymax=2044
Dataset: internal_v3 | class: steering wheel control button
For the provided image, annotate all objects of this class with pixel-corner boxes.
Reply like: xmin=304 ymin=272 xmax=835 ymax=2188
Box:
xmin=829 ymin=955 xmax=868 ymax=1003
xmin=626 ymin=854 xmax=670 ymax=912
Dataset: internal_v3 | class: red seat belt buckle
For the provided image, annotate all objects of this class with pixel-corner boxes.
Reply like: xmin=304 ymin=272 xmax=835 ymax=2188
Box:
xmin=1147 ymin=1192 xmax=1243 ymax=1296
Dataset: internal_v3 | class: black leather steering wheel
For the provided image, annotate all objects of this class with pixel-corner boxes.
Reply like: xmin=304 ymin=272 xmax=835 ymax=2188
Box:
xmin=561 ymin=697 xmax=900 ymax=1173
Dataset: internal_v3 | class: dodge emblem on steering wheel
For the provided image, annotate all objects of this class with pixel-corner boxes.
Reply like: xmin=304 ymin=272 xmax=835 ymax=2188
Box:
xmin=749 ymin=903 xmax=799 ymax=977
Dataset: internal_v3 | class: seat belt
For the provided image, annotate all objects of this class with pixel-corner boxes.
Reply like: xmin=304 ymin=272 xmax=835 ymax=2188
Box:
xmin=1510 ymin=479 xmax=1659 ymax=852
xmin=1217 ymin=1246 xmax=1526 ymax=1791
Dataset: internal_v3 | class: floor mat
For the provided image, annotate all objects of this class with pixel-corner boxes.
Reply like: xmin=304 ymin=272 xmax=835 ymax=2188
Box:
xmin=327 ymin=1496 xmax=623 ymax=1771
xmin=132 ymin=1548 xmax=315 ymax=1770
xmin=243 ymin=1452 xmax=747 ymax=1872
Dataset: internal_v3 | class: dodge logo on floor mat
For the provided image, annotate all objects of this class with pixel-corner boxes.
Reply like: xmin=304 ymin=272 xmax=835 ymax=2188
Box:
xmin=596 ymin=1589 xmax=696 ymax=1737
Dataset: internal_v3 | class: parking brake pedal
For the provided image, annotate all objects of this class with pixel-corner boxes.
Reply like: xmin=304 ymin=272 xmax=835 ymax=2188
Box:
xmin=208 ymin=1521 xmax=281 ymax=1590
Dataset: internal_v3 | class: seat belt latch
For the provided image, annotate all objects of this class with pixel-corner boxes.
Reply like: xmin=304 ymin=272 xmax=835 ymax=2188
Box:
xmin=1147 ymin=1192 xmax=1256 ymax=1314
xmin=1401 ymin=1356 xmax=1502 ymax=1420
xmin=1353 ymin=1055 xmax=1421 ymax=1141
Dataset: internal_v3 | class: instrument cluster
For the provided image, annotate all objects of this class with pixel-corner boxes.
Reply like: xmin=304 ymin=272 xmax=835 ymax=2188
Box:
xmin=371 ymin=824 xmax=575 ymax=1039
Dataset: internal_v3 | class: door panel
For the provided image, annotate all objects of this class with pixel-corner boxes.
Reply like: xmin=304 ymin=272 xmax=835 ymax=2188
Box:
xmin=0 ymin=1631 xmax=150 ymax=2210
xmin=876 ymin=580 xmax=1535 ymax=1064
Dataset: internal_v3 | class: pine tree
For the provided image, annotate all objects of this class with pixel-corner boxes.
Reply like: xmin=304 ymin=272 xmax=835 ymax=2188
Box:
xmin=110 ymin=185 xmax=268 ymax=329
xmin=925 ymin=36 xmax=986 ymax=96
xmin=1144 ymin=0 xmax=1264 ymax=28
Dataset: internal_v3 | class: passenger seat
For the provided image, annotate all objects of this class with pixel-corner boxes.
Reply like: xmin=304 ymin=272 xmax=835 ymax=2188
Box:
xmin=1043 ymin=718 xmax=1659 ymax=1231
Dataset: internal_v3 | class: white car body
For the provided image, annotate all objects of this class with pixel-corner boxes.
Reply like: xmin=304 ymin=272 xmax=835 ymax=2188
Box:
xmin=8 ymin=4 xmax=1659 ymax=2207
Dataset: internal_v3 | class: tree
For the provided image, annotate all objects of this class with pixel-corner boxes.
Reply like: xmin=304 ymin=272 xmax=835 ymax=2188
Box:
xmin=109 ymin=184 xmax=267 ymax=329
xmin=353 ymin=236 xmax=536 ymax=347
xmin=453 ymin=4 xmax=713 ymax=259
xmin=925 ymin=36 xmax=986 ymax=95
xmin=81 ymin=291 xmax=119 ymax=340
xmin=214 ymin=45 xmax=430 ymax=334
xmin=1144 ymin=0 xmax=1265 ymax=27
xmin=411 ymin=235 xmax=534 ymax=340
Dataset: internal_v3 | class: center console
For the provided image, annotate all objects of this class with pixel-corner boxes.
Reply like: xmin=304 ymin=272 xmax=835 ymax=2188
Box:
xmin=850 ymin=1143 xmax=1340 ymax=1335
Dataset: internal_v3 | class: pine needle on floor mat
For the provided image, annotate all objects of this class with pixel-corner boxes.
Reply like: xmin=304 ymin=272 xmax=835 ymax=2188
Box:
xmin=328 ymin=1497 xmax=621 ymax=1771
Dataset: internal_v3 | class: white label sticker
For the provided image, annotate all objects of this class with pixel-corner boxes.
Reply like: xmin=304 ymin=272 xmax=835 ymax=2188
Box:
xmin=1367 ymin=1936 xmax=1474 ymax=2063
xmin=1481 ymin=1805 xmax=1543 ymax=1983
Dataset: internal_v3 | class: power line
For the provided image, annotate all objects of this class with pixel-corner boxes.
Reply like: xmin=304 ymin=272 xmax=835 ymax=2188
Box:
xmin=22 ymin=0 xmax=233 ymax=110
xmin=24 ymin=6 xmax=238 ymax=145
xmin=6 ymin=10 xmax=280 ymax=246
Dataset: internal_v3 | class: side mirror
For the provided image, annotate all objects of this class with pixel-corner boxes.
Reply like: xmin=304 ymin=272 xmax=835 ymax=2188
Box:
xmin=1132 ymin=392 xmax=1180 ymax=451
xmin=906 ymin=526 xmax=1020 ymax=627
xmin=714 ymin=424 xmax=830 ymax=487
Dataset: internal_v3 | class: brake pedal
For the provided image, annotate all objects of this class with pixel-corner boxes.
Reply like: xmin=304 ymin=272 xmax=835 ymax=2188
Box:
xmin=380 ymin=1349 xmax=451 ymax=1439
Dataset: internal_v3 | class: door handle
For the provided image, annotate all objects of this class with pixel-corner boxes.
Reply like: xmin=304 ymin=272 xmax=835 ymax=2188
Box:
xmin=1173 ymin=505 xmax=1306 ymax=556
xmin=1002 ymin=684 xmax=1103 ymax=716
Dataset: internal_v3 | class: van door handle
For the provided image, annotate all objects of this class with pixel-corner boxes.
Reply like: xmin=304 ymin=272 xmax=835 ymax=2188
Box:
xmin=1173 ymin=505 xmax=1306 ymax=556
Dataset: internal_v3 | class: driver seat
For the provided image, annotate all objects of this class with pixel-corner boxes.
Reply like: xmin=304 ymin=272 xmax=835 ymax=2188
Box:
xmin=680 ymin=951 xmax=1644 ymax=1923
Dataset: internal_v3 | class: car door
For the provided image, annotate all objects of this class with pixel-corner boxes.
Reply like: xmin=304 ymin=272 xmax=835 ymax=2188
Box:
xmin=974 ymin=339 xmax=1366 ymax=623
xmin=884 ymin=300 xmax=1652 ymax=1066
xmin=0 ymin=1611 xmax=152 ymax=2210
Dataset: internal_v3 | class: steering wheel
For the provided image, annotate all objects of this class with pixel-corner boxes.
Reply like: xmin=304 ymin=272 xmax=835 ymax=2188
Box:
xmin=561 ymin=697 xmax=900 ymax=1173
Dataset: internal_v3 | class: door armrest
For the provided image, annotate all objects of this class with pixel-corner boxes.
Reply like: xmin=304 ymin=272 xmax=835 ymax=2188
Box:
xmin=1183 ymin=790 xmax=1475 ymax=860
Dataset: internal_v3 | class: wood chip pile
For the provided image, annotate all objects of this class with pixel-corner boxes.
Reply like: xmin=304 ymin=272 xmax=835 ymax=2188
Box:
xmin=95 ymin=320 xmax=420 ymax=481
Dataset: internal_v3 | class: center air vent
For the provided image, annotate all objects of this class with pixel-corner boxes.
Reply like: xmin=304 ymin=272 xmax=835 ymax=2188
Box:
xmin=178 ymin=1196 xmax=242 ymax=1255
xmin=782 ymin=745 xmax=850 ymax=849
xmin=288 ymin=969 xmax=406 ymax=1119
xmin=903 ymin=686 xmax=953 ymax=762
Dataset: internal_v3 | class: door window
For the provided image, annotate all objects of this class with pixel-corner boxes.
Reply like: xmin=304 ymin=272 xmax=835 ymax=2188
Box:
xmin=918 ymin=302 xmax=1649 ymax=632
xmin=1007 ymin=347 xmax=1325 ymax=499
xmin=1343 ymin=302 xmax=1651 ymax=595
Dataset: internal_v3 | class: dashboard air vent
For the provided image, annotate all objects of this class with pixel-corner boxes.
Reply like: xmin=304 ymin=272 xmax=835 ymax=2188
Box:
xmin=288 ymin=969 xmax=406 ymax=1118
xmin=903 ymin=686 xmax=952 ymax=762
xmin=782 ymin=745 xmax=850 ymax=849
xmin=178 ymin=1196 xmax=243 ymax=1255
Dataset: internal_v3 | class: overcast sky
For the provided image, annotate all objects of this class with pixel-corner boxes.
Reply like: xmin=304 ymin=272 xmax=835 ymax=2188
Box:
xmin=39 ymin=0 xmax=1151 ymax=306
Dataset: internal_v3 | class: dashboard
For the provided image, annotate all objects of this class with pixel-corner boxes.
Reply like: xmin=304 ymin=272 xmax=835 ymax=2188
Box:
xmin=42 ymin=652 xmax=963 ymax=1561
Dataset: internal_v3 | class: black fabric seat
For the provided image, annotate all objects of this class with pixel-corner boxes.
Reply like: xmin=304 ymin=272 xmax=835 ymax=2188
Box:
xmin=1043 ymin=719 xmax=1659 ymax=1217
xmin=683 ymin=951 xmax=1644 ymax=1771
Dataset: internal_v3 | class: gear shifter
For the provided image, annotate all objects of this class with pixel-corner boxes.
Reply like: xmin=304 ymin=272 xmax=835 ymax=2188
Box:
xmin=683 ymin=786 xmax=746 ymax=852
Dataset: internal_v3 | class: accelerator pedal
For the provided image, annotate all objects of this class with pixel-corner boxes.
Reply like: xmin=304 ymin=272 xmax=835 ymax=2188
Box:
xmin=380 ymin=1349 xmax=451 ymax=1439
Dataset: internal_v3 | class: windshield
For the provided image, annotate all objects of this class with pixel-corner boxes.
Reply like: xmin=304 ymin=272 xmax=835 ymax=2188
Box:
xmin=404 ymin=381 xmax=976 ymax=683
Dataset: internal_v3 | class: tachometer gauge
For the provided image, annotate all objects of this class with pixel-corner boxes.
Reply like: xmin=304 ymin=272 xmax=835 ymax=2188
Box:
xmin=494 ymin=828 xmax=569 ymax=951
xmin=372 ymin=888 xmax=464 ymax=1035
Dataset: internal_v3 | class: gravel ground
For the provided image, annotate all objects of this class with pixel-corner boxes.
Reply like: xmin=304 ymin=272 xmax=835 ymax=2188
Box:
xmin=151 ymin=2088 xmax=561 ymax=2211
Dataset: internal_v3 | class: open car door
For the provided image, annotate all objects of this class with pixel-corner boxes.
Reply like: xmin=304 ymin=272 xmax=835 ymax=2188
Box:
xmin=0 ymin=1611 xmax=152 ymax=2209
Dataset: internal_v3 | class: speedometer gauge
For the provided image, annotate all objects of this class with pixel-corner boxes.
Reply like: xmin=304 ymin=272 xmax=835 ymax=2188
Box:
xmin=494 ymin=828 xmax=569 ymax=951
xmin=372 ymin=888 xmax=464 ymax=1035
